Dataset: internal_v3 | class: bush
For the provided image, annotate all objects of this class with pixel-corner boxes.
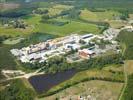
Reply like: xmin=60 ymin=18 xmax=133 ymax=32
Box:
xmin=34 ymin=8 xmax=48 ymax=15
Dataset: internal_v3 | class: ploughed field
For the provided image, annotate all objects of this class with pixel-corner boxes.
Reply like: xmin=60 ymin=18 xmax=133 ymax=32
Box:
xmin=28 ymin=70 xmax=77 ymax=93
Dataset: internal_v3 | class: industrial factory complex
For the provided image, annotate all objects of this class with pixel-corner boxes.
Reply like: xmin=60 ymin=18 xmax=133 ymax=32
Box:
xmin=10 ymin=28 xmax=121 ymax=63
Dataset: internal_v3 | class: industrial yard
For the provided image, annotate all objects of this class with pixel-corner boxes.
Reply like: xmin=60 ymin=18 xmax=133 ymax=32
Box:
xmin=11 ymin=28 xmax=121 ymax=64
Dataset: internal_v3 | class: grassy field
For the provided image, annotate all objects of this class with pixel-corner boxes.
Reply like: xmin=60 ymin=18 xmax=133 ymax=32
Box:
xmin=47 ymin=4 xmax=73 ymax=16
xmin=24 ymin=15 xmax=102 ymax=36
xmin=0 ymin=25 xmax=33 ymax=37
xmin=129 ymin=14 xmax=133 ymax=20
xmin=0 ymin=14 xmax=102 ymax=37
xmin=72 ymin=0 xmax=133 ymax=10
xmin=35 ymin=4 xmax=73 ymax=16
xmin=1 ymin=3 xmax=127 ymax=37
xmin=80 ymin=9 xmax=98 ymax=21
xmin=125 ymin=60 xmax=133 ymax=75
xmin=122 ymin=74 xmax=133 ymax=100
xmin=0 ymin=40 xmax=26 ymax=75
xmin=103 ymin=64 xmax=124 ymax=73
xmin=79 ymin=9 xmax=126 ymax=28
xmin=121 ymin=60 xmax=133 ymax=100
xmin=107 ymin=20 xmax=128 ymax=28
xmin=80 ymin=9 xmax=121 ymax=22
xmin=21 ymin=78 xmax=35 ymax=91
xmin=0 ymin=45 xmax=17 ymax=70
xmin=32 ymin=1 xmax=51 ymax=8
xmin=39 ymin=80 xmax=123 ymax=100
xmin=0 ymin=45 xmax=17 ymax=80
xmin=117 ymin=30 xmax=133 ymax=59
xmin=3 ymin=37 xmax=24 ymax=45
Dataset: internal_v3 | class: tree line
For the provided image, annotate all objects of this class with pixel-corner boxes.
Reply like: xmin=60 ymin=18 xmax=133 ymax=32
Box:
xmin=44 ymin=53 xmax=123 ymax=73
xmin=22 ymin=53 xmax=123 ymax=74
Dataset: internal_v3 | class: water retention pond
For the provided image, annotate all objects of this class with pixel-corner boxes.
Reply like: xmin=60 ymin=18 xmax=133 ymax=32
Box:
xmin=28 ymin=69 xmax=77 ymax=93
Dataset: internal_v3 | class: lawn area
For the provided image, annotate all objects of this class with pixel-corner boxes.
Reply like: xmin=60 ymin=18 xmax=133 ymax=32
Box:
xmin=32 ymin=2 xmax=51 ymax=8
xmin=0 ymin=25 xmax=33 ymax=37
xmin=120 ymin=61 xmax=133 ymax=100
xmin=103 ymin=64 xmax=124 ymax=73
xmin=21 ymin=78 xmax=35 ymax=91
xmin=125 ymin=60 xmax=133 ymax=75
xmin=25 ymin=15 xmax=102 ymax=36
xmin=0 ymin=45 xmax=17 ymax=70
xmin=47 ymin=4 xmax=73 ymax=16
xmin=80 ymin=9 xmax=98 ymax=21
xmin=107 ymin=20 xmax=128 ymax=28
xmin=3 ymin=37 xmax=24 ymax=45
xmin=0 ymin=41 xmax=42 ymax=75
xmin=1 ymin=13 xmax=101 ymax=37
xmin=39 ymin=80 xmax=123 ymax=100
xmin=80 ymin=9 xmax=121 ymax=21
xmin=0 ymin=45 xmax=17 ymax=80
xmin=37 ymin=21 xmax=100 ymax=36
xmin=122 ymin=74 xmax=133 ymax=100
xmin=117 ymin=30 xmax=133 ymax=59
xmin=33 ymin=4 xmax=73 ymax=17
xmin=13 ymin=32 xmax=57 ymax=47
xmin=95 ymin=10 xmax=121 ymax=21
xmin=129 ymin=14 xmax=133 ymax=20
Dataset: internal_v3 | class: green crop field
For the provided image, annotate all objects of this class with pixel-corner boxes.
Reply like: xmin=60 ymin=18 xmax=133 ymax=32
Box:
xmin=80 ymin=9 xmax=122 ymax=21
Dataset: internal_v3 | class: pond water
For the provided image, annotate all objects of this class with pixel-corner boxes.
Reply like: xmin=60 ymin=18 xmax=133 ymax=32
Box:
xmin=28 ymin=69 xmax=77 ymax=93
